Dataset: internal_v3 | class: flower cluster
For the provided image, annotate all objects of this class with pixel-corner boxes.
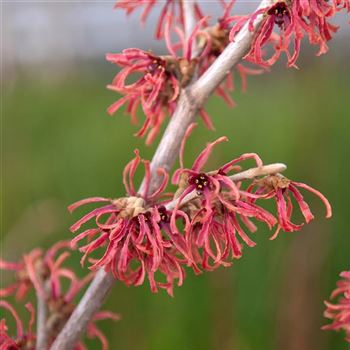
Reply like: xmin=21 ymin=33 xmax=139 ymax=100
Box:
xmin=106 ymin=17 xmax=209 ymax=144
xmin=4 ymin=0 xmax=347 ymax=347
xmin=0 ymin=301 xmax=36 ymax=350
xmin=0 ymin=242 xmax=119 ymax=349
xmin=107 ymin=1 xmax=350 ymax=144
xmin=1 ymin=242 xmax=93 ymax=304
xmin=323 ymin=271 xmax=350 ymax=342
xmin=69 ymin=150 xmax=188 ymax=296
xmin=230 ymin=0 xmax=349 ymax=67
xmin=107 ymin=49 xmax=180 ymax=145
xmin=69 ymin=129 xmax=331 ymax=295
xmin=107 ymin=7 xmax=266 ymax=144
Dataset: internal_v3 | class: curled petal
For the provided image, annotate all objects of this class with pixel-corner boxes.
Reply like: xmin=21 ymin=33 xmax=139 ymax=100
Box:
xmin=192 ymin=136 xmax=228 ymax=173
xmin=292 ymin=181 xmax=332 ymax=218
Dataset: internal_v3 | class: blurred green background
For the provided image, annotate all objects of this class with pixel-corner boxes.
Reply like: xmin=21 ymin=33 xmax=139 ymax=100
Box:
xmin=2 ymin=9 xmax=350 ymax=349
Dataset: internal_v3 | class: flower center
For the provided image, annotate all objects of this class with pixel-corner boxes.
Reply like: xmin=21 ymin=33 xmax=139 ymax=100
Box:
xmin=158 ymin=206 xmax=169 ymax=224
xmin=268 ymin=2 xmax=290 ymax=28
xmin=147 ymin=58 xmax=164 ymax=75
xmin=190 ymin=173 xmax=211 ymax=193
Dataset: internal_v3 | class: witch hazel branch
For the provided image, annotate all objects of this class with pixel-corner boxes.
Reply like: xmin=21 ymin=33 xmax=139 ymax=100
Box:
xmin=1 ymin=0 xmax=349 ymax=349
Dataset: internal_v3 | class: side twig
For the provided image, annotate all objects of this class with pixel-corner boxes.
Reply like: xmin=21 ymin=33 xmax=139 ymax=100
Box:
xmin=166 ymin=163 xmax=287 ymax=210
xmin=36 ymin=292 xmax=48 ymax=350
xmin=182 ymin=0 xmax=197 ymax=41
xmin=36 ymin=280 xmax=51 ymax=350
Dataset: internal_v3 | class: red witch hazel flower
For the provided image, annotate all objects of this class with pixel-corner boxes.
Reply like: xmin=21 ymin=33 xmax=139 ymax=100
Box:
xmin=247 ymin=174 xmax=332 ymax=239
xmin=229 ymin=0 xmax=345 ymax=67
xmin=172 ymin=123 xmax=265 ymax=213
xmin=69 ymin=150 xmax=189 ymax=296
xmin=106 ymin=49 xmax=180 ymax=145
xmin=171 ymin=124 xmax=277 ymax=270
xmin=0 ymin=242 xmax=93 ymax=304
xmin=0 ymin=301 xmax=36 ymax=350
xmin=0 ymin=248 xmax=44 ymax=301
xmin=323 ymin=271 xmax=350 ymax=342
xmin=169 ymin=123 xmax=332 ymax=270
xmin=106 ymin=18 xmax=210 ymax=144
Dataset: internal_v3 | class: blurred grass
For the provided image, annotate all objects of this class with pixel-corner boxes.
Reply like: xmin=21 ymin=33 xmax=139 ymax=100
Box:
xmin=3 ymin=58 xmax=350 ymax=349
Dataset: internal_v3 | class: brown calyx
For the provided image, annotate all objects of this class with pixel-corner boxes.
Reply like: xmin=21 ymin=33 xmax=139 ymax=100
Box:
xmin=162 ymin=55 xmax=179 ymax=75
xmin=16 ymin=257 xmax=49 ymax=287
xmin=161 ymin=55 xmax=197 ymax=88
xmin=46 ymin=298 xmax=76 ymax=336
xmin=178 ymin=58 xmax=197 ymax=87
xmin=254 ymin=174 xmax=291 ymax=191
xmin=34 ymin=258 xmax=50 ymax=281
xmin=206 ymin=24 xmax=230 ymax=56
xmin=113 ymin=196 xmax=147 ymax=218
xmin=173 ymin=173 xmax=190 ymax=200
